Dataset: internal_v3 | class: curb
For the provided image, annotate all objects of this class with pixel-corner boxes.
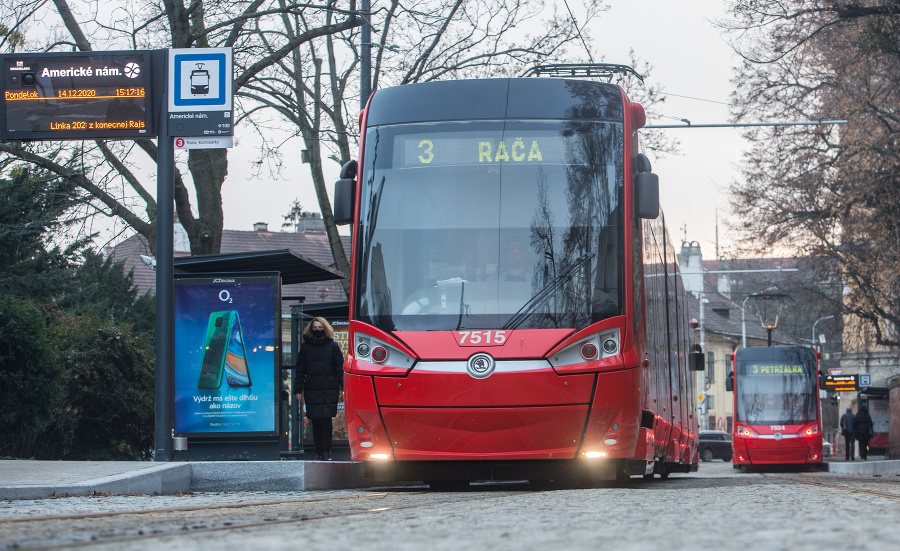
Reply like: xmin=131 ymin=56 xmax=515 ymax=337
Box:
xmin=0 ymin=463 xmax=191 ymax=501
xmin=826 ymin=459 xmax=900 ymax=477
xmin=0 ymin=461 xmax=383 ymax=500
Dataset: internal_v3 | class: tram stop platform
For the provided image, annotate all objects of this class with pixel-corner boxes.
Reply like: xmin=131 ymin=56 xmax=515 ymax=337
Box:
xmin=2 ymin=455 xmax=899 ymax=501
xmin=0 ymin=456 xmax=384 ymax=501
xmin=824 ymin=454 xmax=900 ymax=477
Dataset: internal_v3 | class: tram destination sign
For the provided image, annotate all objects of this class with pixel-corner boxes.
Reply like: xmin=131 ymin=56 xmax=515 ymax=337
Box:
xmin=0 ymin=51 xmax=155 ymax=140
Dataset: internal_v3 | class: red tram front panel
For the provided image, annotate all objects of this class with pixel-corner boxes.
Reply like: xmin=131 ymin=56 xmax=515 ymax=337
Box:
xmin=730 ymin=347 xmax=823 ymax=467
xmin=732 ymin=423 xmax=823 ymax=465
xmin=345 ymin=321 xmax=643 ymax=462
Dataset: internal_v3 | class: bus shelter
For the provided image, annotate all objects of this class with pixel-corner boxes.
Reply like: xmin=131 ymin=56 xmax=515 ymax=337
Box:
xmin=172 ymin=249 xmax=344 ymax=460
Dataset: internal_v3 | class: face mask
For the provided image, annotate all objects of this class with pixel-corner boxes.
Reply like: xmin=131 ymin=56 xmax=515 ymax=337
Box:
xmin=312 ymin=329 xmax=325 ymax=338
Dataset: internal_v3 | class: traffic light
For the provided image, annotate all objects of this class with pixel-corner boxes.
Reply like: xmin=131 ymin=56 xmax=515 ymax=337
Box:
xmin=830 ymin=394 xmax=839 ymax=407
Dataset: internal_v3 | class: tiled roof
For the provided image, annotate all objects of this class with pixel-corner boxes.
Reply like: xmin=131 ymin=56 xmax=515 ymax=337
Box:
xmin=701 ymin=257 xmax=802 ymax=290
xmin=686 ymin=287 xmax=795 ymax=345
xmin=109 ymin=228 xmax=351 ymax=316
xmin=105 ymin=235 xmax=157 ymax=300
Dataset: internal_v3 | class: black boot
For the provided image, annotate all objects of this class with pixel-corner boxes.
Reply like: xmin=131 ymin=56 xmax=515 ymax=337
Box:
xmin=325 ymin=452 xmax=333 ymax=461
xmin=315 ymin=454 xmax=324 ymax=461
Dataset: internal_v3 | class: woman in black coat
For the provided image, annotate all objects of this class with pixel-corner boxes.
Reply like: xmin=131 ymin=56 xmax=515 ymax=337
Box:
xmin=296 ymin=317 xmax=344 ymax=460
xmin=853 ymin=405 xmax=874 ymax=461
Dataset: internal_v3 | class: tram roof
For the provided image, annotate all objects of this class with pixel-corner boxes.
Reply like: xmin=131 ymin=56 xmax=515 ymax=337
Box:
xmin=366 ymin=78 xmax=625 ymax=126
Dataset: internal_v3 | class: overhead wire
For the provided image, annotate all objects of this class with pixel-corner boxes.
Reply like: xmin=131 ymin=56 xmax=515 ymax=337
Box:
xmin=562 ymin=0 xmax=594 ymax=64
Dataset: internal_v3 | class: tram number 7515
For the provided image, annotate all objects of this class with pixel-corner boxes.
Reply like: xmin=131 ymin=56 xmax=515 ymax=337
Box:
xmin=457 ymin=330 xmax=507 ymax=346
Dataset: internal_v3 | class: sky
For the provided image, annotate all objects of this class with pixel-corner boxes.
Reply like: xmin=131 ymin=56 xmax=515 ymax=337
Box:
xmin=217 ymin=0 xmax=746 ymax=262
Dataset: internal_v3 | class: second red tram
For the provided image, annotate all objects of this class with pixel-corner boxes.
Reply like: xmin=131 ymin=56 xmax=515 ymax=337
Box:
xmin=728 ymin=346 xmax=824 ymax=469
xmin=334 ymin=72 xmax=704 ymax=484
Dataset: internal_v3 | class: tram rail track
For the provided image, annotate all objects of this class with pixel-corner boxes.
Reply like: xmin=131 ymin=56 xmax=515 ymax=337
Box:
xmin=0 ymin=492 xmax=396 ymax=524
xmin=761 ymin=473 xmax=900 ymax=501
xmin=791 ymin=479 xmax=900 ymax=501
xmin=1 ymin=489 xmax=536 ymax=551
xmin=5 ymin=470 xmax=899 ymax=550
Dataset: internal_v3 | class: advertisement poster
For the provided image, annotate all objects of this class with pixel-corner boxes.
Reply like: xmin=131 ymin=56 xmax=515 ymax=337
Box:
xmin=174 ymin=273 xmax=280 ymax=436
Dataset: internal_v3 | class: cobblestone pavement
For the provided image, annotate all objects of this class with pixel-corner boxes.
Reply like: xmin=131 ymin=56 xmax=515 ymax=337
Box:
xmin=2 ymin=461 xmax=898 ymax=550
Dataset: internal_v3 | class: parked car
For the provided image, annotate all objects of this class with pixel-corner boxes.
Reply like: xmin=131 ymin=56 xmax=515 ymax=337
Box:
xmin=699 ymin=430 xmax=733 ymax=462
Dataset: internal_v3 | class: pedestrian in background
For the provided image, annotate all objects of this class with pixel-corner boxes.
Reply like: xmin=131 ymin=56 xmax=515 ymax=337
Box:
xmin=296 ymin=317 xmax=344 ymax=461
xmin=854 ymin=405 xmax=874 ymax=461
xmin=839 ymin=407 xmax=856 ymax=461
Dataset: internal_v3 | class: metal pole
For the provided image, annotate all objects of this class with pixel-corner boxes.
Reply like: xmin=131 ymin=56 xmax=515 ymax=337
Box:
xmin=290 ymin=303 xmax=302 ymax=454
xmin=741 ymin=295 xmax=752 ymax=349
xmin=645 ymin=120 xmax=848 ymax=129
xmin=681 ymin=268 xmax=799 ymax=275
xmin=699 ymin=292 xmax=706 ymax=353
xmin=154 ymin=76 xmax=175 ymax=461
xmin=360 ymin=0 xmax=371 ymax=110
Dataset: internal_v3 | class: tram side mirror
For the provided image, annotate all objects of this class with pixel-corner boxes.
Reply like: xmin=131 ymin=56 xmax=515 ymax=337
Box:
xmin=634 ymin=172 xmax=659 ymax=219
xmin=334 ymin=178 xmax=355 ymax=226
xmin=689 ymin=344 xmax=705 ymax=371
xmin=726 ymin=372 xmax=734 ymax=392
xmin=334 ymin=160 xmax=357 ymax=226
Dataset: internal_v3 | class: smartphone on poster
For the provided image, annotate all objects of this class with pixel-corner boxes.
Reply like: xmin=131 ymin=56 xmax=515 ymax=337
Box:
xmin=196 ymin=311 xmax=233 ymax=389
xmin=224 ymin=312 xmax=252 ymax=387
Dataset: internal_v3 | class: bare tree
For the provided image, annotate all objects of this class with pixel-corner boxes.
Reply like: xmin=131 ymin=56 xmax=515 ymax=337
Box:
xmin=0 ymin=0 xmax=362 ymax=256
xmin=248 ymin=0 xmax=675 ymax=295
xmin=721 ymin=1 xmax=900 ymax=347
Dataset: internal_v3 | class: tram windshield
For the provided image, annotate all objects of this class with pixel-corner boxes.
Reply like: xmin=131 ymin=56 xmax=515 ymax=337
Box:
xmin=735 ymin=347 xmax=818 ymax=426
xmin=354 ymin=119 xmax=624 ymax=332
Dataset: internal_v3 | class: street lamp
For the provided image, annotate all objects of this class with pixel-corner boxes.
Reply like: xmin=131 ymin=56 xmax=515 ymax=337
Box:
xmin=755 ymin=293 xmax=789 ymax=346
xmin=741 ymin=288 xmax=787 ymax=347
xmin=812 ymin=315 xmax=836 ymax=351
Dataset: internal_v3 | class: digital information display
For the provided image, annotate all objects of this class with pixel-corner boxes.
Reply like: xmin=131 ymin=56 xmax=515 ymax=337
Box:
xmin=825 ymin=374 xmax=858 ymax=392
xmin=0 ymin=51 xmax=154 ymax=140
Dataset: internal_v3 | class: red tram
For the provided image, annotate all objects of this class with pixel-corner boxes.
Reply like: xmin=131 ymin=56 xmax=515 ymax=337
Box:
xmin=333 ymin=68 xmax=704 ymax=485
xmin=728 ymin=346 xmax=824 ymax=469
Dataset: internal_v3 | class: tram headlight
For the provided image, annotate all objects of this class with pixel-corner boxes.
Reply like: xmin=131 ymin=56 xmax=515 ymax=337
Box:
xmin=799 ymin=423 xmax=819 ymax=437
xmin=549 ymin=328 xmax=621 ymax=369
xmin=353 ymin=332 xmax=416 ymax=369
xmin=736 ymin=423 xmax=759 ymax=438
xmin=602 ymin=339 xmax=617 ymax=354
xmin=357 ymin=341 xmax=371 ymax=358
xmin=369 ymin=453 xmax=392 ymax=460
xmin=583 ymin=451 xmax=608 ymax=459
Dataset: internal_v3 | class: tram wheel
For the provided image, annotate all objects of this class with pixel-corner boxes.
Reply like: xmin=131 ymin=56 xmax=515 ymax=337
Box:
xmin=427 ymin=480 xmax=470 ymax=491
